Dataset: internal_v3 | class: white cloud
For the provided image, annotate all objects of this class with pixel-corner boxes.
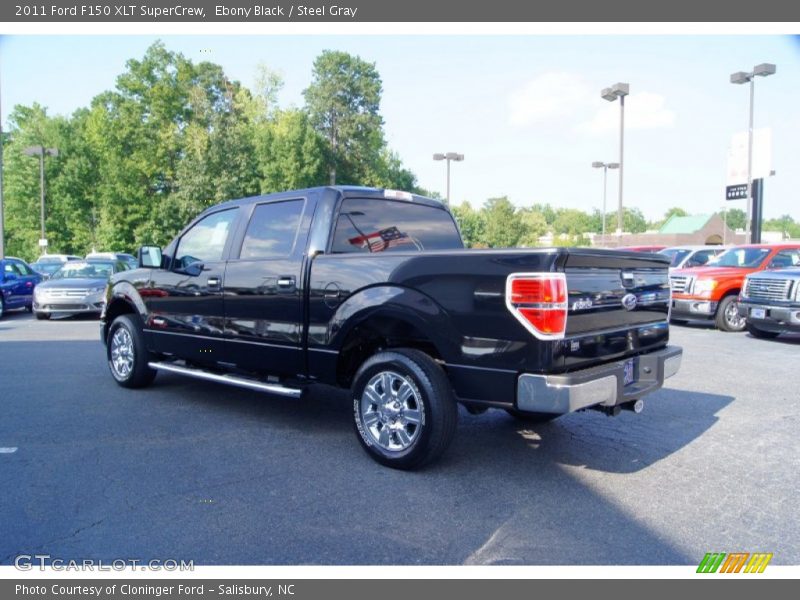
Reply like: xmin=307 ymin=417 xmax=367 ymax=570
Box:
xmin=508 ymin=72 xmax=592 ymax=126
xmin=579 ymin=91 xmax=676 ymax=134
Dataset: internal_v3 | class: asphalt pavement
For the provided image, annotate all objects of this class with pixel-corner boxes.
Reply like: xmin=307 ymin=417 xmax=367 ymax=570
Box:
xmin=1 ymin=311 xmax=798 ymax=565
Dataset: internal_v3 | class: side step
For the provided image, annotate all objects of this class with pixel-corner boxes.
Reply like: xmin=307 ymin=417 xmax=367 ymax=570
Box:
xmin=148 ymin=361 xmax=303 ymax=398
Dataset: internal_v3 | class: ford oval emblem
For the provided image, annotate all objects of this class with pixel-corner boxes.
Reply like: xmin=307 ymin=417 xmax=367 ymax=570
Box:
xmin=621 ymin=293 xmax=638 ymax=311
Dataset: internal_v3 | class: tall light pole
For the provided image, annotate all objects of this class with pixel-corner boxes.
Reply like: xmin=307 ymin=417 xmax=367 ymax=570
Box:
xmin=23 ymin=145 xmax=58 ymax=254
xmin=730 ymin=63 xmax=776 ymax=242
xmin=601 ymin=83 xmax=629 ymax=236
xmin=433 ymin=152 xmax=464 ymax=206
xmin=592 ymin=161 xmax=619 ymax=246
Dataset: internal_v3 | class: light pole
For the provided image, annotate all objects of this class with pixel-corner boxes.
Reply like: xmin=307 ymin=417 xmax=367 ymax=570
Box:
xmin=23 ymin=145 xmax=58 ymax=254
xmin=730 ymin=63 xmax=776 ymax=242
xmin=433 ymin=152 xmax=464 ymax=206
xmin=601 ymin=83 xmax=629 ymax=236
xmin=592 ymin=161 xmax=619 ymax=246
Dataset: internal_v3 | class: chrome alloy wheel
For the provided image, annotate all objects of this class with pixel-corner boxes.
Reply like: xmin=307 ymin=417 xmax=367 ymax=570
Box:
xmin=110 ymin=326 xmax=135 ymax=380
xmin=724 ymin=299 xmax=745 ymax=330
xmin=359 ymin=371 xmax=424 ymax=452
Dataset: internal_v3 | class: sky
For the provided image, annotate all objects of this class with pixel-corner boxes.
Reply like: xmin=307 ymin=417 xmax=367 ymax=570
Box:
xmin=1 ymin=34 xmax=799 ymax=222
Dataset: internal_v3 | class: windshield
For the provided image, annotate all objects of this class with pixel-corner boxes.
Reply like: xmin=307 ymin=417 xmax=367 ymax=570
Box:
xmin=51 ymin=261 xmax=115 ymax=280
xmin=660 ymin=248 xmax=691 ymax=267
xmin=713 ymin=247 xmax=770 ymax=268
xmin=33 ymin=262 xmax=65 ymax=275
xmin=331 ymin=199 xmax=463 ymax=254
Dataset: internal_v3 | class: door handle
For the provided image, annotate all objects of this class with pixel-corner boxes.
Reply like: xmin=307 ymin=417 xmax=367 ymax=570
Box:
xmin=277 ymin=276 xmax=296 ymax=288
xmin=207 ymin=277 xmax=221 ymax=289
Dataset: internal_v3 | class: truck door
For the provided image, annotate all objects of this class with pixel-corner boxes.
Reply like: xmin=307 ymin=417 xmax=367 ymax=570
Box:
xmin=222 ymin=197 xmax=313 ymax=379
xmin=143 ymin=207 xmax=239 ymax=366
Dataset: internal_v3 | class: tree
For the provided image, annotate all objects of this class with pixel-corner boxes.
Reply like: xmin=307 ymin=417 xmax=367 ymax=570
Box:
xmin=482 ymin=196 xmax=525 ymax=248
xmin=517 ymin=208 xmax=548 ymax=247
xmin=623 ymin=207 xmax=648 ymax=233
xmin=303 ymin=50 xmax=384 ymax=185
xmin=663 ymin=206 xmax=688 ymax=220
xmin=552 ymin=208 xmax=592 ymax=236
xmin=724 ymin=208 xmax=747 ymax=231
xmin=451 ymin=201 xmax=485 ymax=248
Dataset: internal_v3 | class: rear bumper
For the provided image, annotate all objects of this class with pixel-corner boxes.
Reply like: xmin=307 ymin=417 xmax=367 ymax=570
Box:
xmin=516 ymin=345 xmax=682 ymax=415
xmin=738 ymin=301 xmax=800 ymax=332
xmin=671 ymin=298 xmax=717 ymax=319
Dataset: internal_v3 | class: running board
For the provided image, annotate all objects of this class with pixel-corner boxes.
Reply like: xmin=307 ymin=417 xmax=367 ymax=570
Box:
xmin=148 ymin=361 xmax=303 ymax=398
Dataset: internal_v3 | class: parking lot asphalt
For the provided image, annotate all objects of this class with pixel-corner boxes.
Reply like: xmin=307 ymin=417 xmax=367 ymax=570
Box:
xmin=0 ymin=312 xmax=798 ymax=566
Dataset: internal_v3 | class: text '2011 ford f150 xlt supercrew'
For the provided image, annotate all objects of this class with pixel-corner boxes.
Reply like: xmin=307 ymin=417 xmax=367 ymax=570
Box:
xmin=101 ymin=186 xmax=682 ymax=469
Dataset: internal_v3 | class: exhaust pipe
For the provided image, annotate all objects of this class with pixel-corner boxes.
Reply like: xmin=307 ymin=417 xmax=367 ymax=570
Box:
xmin=621 ymin=399 xmax=644 ymax=413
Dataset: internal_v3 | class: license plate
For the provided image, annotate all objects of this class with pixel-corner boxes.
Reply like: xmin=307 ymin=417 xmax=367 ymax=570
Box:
xmin=751 ymin=308 xmax=766 ymax=319
xmin=623 ymin=359 xmax=636 ymax=386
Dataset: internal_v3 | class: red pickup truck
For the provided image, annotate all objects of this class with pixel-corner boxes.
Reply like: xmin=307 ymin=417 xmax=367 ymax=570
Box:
xmin=669 ymin=243 xmax=800 ymax=331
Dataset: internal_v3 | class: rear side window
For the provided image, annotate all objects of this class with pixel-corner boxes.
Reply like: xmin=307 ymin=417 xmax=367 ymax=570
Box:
xmin=239 ymin=200 xmax=304 ymax=259
xmin=331 ymin=198 xmax=463 ymax=254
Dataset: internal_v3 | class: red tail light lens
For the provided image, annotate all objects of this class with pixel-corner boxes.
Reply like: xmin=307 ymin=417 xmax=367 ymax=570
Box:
xmin=506 ymin=273 xmax=568 ymax=340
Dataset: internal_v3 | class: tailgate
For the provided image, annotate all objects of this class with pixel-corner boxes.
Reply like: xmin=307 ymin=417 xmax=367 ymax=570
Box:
xmin=561 ymin=249 xmax=671 ymax=370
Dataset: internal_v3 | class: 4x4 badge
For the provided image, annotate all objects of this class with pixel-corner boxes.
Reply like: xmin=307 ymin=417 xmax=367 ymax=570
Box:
xmin=621 ymin=293 xmax=638 ymax=311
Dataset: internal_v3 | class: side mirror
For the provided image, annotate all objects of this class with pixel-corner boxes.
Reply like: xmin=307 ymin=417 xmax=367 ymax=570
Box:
xmin=139 ymin=245 xmax=163 ymax=268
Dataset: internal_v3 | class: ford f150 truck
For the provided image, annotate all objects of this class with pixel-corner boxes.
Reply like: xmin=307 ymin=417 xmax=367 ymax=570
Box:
xmin=669 ymin=244 xmax=800 ymax=332
xmin=738 ymin=266 xmax=800 ymax=338
xmin=101 ymin=186 xmax=682 ymax=469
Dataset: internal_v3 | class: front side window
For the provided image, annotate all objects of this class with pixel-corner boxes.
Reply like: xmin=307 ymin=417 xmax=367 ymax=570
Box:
xmin=331 ymin=198 xmax=463 ymax=254
xmin=175 ymin=209 xmax=238 ymax=269
xmin=768 ymin=249 xmax=800 ymax=269
xmin=239 ymin=200 xmax=304 ymax=259
xmin=13 ymin=261 xmax=33 ymax=275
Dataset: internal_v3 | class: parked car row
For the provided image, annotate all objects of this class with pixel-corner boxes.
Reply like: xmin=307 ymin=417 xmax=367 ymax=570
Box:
xmin=668 ymin=243 xmax=800 ymax=336
xmin=0 ymin=251 xmax=136 ymax=320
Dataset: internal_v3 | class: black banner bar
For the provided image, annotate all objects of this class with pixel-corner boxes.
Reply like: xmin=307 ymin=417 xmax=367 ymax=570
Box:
xmin=3 ymin=0 xmax=800 ymax=22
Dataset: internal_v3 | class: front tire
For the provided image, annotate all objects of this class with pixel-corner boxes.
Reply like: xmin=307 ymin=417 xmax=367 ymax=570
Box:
xmin=0 ymin=295 xmax=4 ymax=319
xmin=715 ymin=295 xmax=746 ymax=332
xmin=352 ymin=349 xmax=457 ymax=470
xmin=34 ymin=311 xmax=50 ymax=320
xmin=106 ymin=314 xmax=157 ymax=388
xmin=746 ymin=323 xmax=780 ymax=339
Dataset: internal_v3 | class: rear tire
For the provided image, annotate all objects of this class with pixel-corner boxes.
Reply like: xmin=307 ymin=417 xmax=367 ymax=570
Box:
xmin=106 ymin=314 xmax=157 ymax=388
xmin=352 ymin=348 xmax=457 ymax=470
xmin=505 ymin=408 xmax=559 ymax=423
xmin=746 ymin=324 xmax=780 ymax=340
xmin=0 ymin=296 xmax=4 ymax=319
xmin=715 ymin=295 xmax=746 ymax=332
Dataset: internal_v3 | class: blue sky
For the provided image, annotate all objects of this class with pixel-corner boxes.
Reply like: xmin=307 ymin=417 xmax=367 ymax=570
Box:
xmin=2 ymin=34 xmax=799 ymax=221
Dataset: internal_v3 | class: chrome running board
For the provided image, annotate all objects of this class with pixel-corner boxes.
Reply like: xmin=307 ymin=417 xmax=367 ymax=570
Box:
xmin=148 ymin=361 xmax=303 ymax=398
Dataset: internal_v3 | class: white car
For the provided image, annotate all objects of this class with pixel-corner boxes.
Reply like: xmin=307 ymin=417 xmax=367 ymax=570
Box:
xmin=659 ymin=245 xmax=727 ymax=271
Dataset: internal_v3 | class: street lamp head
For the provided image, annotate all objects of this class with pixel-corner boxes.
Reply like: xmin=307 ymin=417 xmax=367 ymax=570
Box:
xmin=23 ymin=145 xmax=44 ymax=156
xmin=753 ymin=63 xmax=776 ymax=77
xmin=602 ymin=83 xmax=629 ymax=101
xmin=433 ymin=153 xmax=445 ymax=161
xmin=611 ymin=82 xmax=629 ymax=96
xmin=46 ymin=148 xmax=59 ymax=157
xmin=445 ymin=152 xmax=464 ymax=161
xmin=730 ymin=71 xmax=751 ymax=85
xmin=608 ymin=162 xmax=620 ymax=169
xmin=592 ymin=161 xmax=605 ymax=168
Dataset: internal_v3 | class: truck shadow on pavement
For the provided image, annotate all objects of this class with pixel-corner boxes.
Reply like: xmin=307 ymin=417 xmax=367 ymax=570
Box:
xmin=1 ymin=339 xmax=733 ymax=565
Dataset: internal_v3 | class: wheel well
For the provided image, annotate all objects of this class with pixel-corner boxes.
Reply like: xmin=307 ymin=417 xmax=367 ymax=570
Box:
xmin=336 ymin=315 xmax=443 ymax=387
xmin=103 ymin=298 xmax=138 ymax=342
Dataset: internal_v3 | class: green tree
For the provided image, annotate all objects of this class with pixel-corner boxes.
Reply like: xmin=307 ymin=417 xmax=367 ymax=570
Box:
xmin=451 ymin=201 xmax=485 ymax=247
xmin=723 ymin=208 xmax=747 ymax=231
xmin=517 ymin=208 xmax=548 ymax=247
xmin=552 ymin=208 xmax=591 ymax=236
xmin=303 ymin=50 xmax=384 ymax=185
xmin=623 ymin=207 xmax=648 ymax=233
xmin=482 ymin=196 xmax=525 ymax=248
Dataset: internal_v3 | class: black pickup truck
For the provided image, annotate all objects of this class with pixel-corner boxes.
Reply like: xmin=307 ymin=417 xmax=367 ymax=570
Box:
xmin=101 ymin=186 xmax=682 ymax=469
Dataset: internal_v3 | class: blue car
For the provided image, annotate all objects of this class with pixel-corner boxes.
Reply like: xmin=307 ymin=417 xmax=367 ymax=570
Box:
xmin=0 ymin=257 xmax=42 ymax=318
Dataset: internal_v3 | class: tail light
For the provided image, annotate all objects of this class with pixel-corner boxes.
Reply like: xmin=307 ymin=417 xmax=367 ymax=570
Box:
xmin=505 ymin=273 xmax=568 ymax=340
